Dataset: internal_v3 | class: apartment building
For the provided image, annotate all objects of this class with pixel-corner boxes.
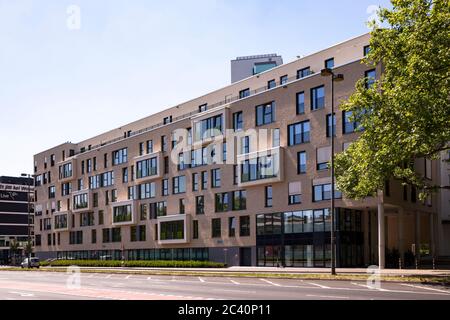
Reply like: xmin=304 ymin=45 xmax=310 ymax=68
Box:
xmin=33 ymin=33 xmax=443 ymax=267
xmin=0 ymin=176 xmax=34 ymax=265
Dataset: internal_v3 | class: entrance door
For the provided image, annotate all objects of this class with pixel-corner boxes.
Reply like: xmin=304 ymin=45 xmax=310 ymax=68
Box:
xmin=240 ymin=248 xmax=252 ymax=266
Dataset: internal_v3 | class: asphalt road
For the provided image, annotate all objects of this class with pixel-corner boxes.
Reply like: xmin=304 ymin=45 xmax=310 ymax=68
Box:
xmin=0 ymin=271 xmax=449 ymax=300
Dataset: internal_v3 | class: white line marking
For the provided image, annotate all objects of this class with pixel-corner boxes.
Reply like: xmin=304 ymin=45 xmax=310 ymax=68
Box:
xmin=351 ymin=282 xmax=389 ymax=292
xmin=401 ymin=284 xmax=450 ymax=294
xmin=125 ymin=275 xmax=131 ymax=279
xmin=307 ymin=282 xmax=331 ymax=289
xmin=147 ymin=276 xmax=152 ymax=280
xmin=198 ymin=277 xmax=205 ymax=283
xmin=105 ymin=275 xmax=112 ymax=279
xmin=9 ymin=291 xmax=34 ymax=297
xmin=260 ymin=279 xmax=281 ymax=287
xmin=230 ymin=279 xmax=240 ymax=285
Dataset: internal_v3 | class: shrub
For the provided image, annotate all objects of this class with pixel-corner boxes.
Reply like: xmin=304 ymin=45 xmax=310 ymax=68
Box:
xmin=40 ymin=260 xmax=226 ymax=268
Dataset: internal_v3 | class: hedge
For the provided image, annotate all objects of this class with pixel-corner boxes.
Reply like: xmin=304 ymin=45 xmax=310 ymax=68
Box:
xmin=40 ymin=260 xmax=226 ymax=268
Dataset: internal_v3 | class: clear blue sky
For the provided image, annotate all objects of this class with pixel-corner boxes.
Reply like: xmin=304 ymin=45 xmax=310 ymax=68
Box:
xmin=0 ymin=0 xmax=391 ymax=177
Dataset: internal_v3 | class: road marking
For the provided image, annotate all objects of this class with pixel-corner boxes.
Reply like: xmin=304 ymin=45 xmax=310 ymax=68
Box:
xmin=351 ymin=282 xmax=389 ymax=292
xmin=401 ymin=284 xmax=450 ymax=294
xmin=125 ymin=275 xmax=131 ymax=279
xmin=147 ymin=277 xmax=152 ymax=280
xmin=230 ymin=279 xmax=240 ymax=285
xmin=307 ymin=294 xmax=350 ymax=299
xmin=259 ymin=279 xmax=281 ymax=287
xmin=9 ymin=291 xmax=34 ymax=297
xmin=307 ymin=282 xmax=331 ymax=289
xmin=198 ymin=277 xmax=205 ymax=283
xmin=105 ymin=275 xmax=112 ymax=279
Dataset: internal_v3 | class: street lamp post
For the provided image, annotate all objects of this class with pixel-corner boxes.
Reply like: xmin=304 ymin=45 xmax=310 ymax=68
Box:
xmin=320 ymin=68 xmax=344 ymax=276
xmin=21 ymin=173 xmax=33 ymax=269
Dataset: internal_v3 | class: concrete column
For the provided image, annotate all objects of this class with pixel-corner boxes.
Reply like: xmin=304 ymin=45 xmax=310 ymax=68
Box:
xmin=397 ymin=207 xmax=405 ymax=261
xmin=378 ymin=191 xmax=385 ymax=269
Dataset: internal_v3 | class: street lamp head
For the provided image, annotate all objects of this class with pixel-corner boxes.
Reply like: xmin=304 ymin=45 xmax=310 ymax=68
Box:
xmin=321 ymin=68 xmax=333 ymax=77
xmin=334 ymin=74 xmax=345 ymax=82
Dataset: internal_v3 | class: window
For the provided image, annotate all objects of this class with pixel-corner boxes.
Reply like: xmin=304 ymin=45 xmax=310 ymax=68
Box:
xmin=61 ymin=183 xmax=72 ymax=197
xmin=364 ymin=45 xmax=371 ymax=56
xmin=343 ymin=111 xmax=360 ymax=134
xmin=311 ymin=86 xmax=325 ymax=110
xmin=240 ymin=216 xmax=251 ymax=237
xmin=80 ymin=212 xmax=94 ymax=227
xmin=162 ymin=179 xmax=169 ymax=196
xmin=131 ymin=225 xmax=146 ymax=242
xmin=317 ymin=146 xmax=331 ymax=171
xmin=193 ymin=220 xmax=199 ymax=239
xmin=297 ymin=67 xmax=310 ymax=79
xmin=48 ymin=186 xmax=56 ymax=199
xmin=139 ymin=183 xmax=156 ymax=199
xmin=54 ymin=215 xmax=68 ymax=229
xmin=59 ymin=163 xmax=72 ymax=179
xmin=212 ymin=218 xmax=221 ymax=238
xmin=164 ymin=156 xmax=169 ymax=174
xmin=365 ymin=69 xmax=376 ymax=89
xmin=98 ymin=210 xmax=104 ymax=225
xmin=140 ymin=204 xmax=147 ymax=220
xmin=265 ymin=186 xmax=273 ymax=208
xmin=194 ymin=115 xmax=223 ymax=142
xmin=233 ymin=190 xmax=247 ymax=211
xmin=215 ymin=192 xmax=229 ymax=212
xmin=240 ymin=155 xmax=278 ymax=183
xmin=101 ymin=171 xmax=114 ymax=187
xmin=280 ymin=75 xmax=288 ymax=85
xmin=211 ymin=169 xmax=221 ymax=188
xmin=297 ymin=151 xmax=307 ymax=174
xmin=91 ymin=230 xmax=97 ymax=244
xmin=104 ymin=153 xmax=108 ymax=168
xmin=178 ymin=152 xmax=189 ymax=171
xmin=93 ymin=157 xmax=97 ymax=171
xmin=229 ymin=217 xmax=236 ymax=237
xmin=201 ymin=171 xmax=208 ymax=190
xmin=112 ymin=148 xmax=128 ymax=165
xmin=256 ymin=102 xmax=276 ymax=126
xmin=241 ymin=136 xmax=250 ymax=155
xmin=111 ymin=189 xmax=117 ymax=202
xmin=161 ymin=135 xmax=168 ymax=152
xmin=179 ymin=199 xmax=185 ymax=214
xmin=289 ymin=182 xmax=302 ymax=205
xmin=198 ymin=103 xmax=208 ymax=113
xmin=239 ymin=88 xmax=250 ymax=99
xmin=122 ymin=167 xmax=128 ymax=183
xmin=268 ymin=79 xmax=276 ymax=89
xmin=87 ymin=159 xmax=92 ymax=173
xmin=146 ymin=140 xmax=153 ymax=154
xmin=163 ymin=116 xmax=172 ymax=125
xmin=160 ymin=221 xmax=184 ymax=241
xmin=136 ymin=157 xmax=158 ymax=179
xmin=192 ymin=173 xmax=199 ymax=191
xmin=196 ymin=196 xmax=205 ymax=215
xmin=272 ymin=129 xmax=280 ymax=148
xmin=128 ymin=186 xmax=135 ymax=200
xmin=296 ymin=92 xmax=305 ymax=115
xmin=172 ymin=176 xmax=186 ymax=194
xmin=325 ymin=58 xmax=334 ymax=69
xmin=313 ymin=184 xmax=342 ymax=202
xmin=69 ymin=231 xmax=83 ymax=245
xmin=326 ymin=114 xmax=336 ymax=137
xmin=288 ymin=121 xmax=310 ymax=146
xmin=233 ymin=111 xmax=243 ymax=131
xmin=50 ymin=154 xmax=56 ymax=167
xmin=425 ymin=159 xmax=432 ymax=180
xmin=113 ymin=205 xmax=132 ymax=223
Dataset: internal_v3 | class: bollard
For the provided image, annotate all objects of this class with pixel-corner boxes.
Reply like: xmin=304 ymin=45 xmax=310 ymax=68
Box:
xmin=415 ymin=257 xmax=419 ymax=270
xmin=432 ymin=257 xmax=436 ymax=270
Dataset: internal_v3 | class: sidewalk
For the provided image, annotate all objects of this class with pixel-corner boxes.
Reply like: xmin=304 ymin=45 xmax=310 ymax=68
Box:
xmin=38 ymin=266 xmax=450 ymax=277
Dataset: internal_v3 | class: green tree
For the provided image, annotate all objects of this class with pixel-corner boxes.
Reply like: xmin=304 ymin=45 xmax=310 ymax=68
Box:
xmin=335 ymin=0 xmax=450 ymax=200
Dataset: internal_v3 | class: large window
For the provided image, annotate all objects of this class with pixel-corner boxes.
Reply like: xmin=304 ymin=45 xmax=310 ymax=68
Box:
xmin=172 ymin=176 xmax=186 ymax=194
xmin=54 ymin=214 xmax=68 ymax=229
xmin=256 ymin=213 xmax=282 ymax=236
xmin=195 ymin=115 xmax=223 ymax=142
xmin=313 ymin=184 xmax=342 ymax=202
xmin=232 ymin=190 xmax=247 ymax=211
xmin=326 ymin=113 xmax=336 ymax=137
xmin=113 ymin=205 xmax=132 ymax=223
xmin=212 ymin=218 xmax=221 ymax=238
xmin=48 ymin=186 xmax=56 ymax=199
xmin=240 ymin=216 xmax=251 ymax=237
xmin=256 ymin=102 xmax=276 ymax=126
xmin=136 ymin=157 xmax=158 ymax=179
xmin=365 ymin=69 xmax=376 ymax=89
xmin=215 ymin=192 xmax=229 ymax=213
xmin=131 ymin=225 xmax=146 ymax=242
xmin=297 ymin=67 xmax=310 ymax=79
xmin=112 ymin=148 xmax=128 ymax=165
xmin=288 ymin=121 xmax=310 ymax=146
xmin=239 ymin=88 xmax=250 ymax=99
xmin=211 ymin=169 xmax=221 ymax=188
xmin=139 ymin=183 xmax=156 ymax=199
xmin=160 ymin=221 xmax=184 ymax=241
xmin=241 ymin=155 xmax=278 ymax=183
xmin=233 ymin=111 xmax=243 ymax=131
xmin=73 ymin=193 xmax=88 ymax=210
xmin=296 ymin=92 xmax=305 ymax=115
xmin=80 ymin=212 xmax=95 ymax=227
xmin=196 ymin=196 xmax=205 ymax=215
xmin=311 ymin=85 xmax=325 ymax=110
xmin=59 ymin=163 xmax=72 ymax=179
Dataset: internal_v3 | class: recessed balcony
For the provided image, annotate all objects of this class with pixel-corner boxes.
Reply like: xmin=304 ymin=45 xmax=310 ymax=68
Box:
xmin=53 ymin=212 xmax=70 ymax=231
xmin=134 ymin=151 xmax=163 ymax=183
xmin=191 ymin=106 xmax=230 ymax=147
xmin=237 ymin=146 xmax=285 ymax=188
xmin=111 ymin=200 xmax=137 ymax=227
xmin=157 ymin=214 xmax=191 ymax=245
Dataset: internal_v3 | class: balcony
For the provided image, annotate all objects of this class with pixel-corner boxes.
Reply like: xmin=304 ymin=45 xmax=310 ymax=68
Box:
xmin=237 ymin=147 xmax=285 ymax=188
xmin=134 ymin=151 xmax=163 ymax=183
xmin=58 ymin=158 xmax=77 ymax=183
xmin=53 ymin=212 xmax=70 ymax=231
xmin=191 ymin=106 xmax=230 ymax=146
xmin=157 ymin=214 xmax=191 ymax=245
xmin=71 ymin=189 xmax=93 ymax=213
xmin=111 ymin=200 xmax=137 ymax=227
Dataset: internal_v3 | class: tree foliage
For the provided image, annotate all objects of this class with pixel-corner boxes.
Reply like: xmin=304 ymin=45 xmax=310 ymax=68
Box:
xmin=335 ymin=0 xmax=450 ymax=200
